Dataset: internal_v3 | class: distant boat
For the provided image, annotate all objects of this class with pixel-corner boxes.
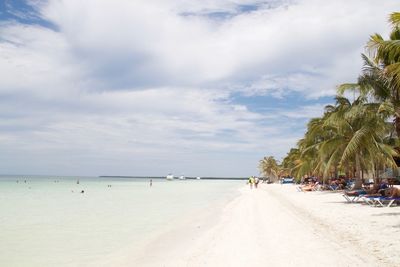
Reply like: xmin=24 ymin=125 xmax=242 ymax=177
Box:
xmin=196 ymin=176 xmax=201 ymax=180
xmin=179 ymin=175 xmax=186 ymax=180
xmin=166 ymin=174 xmax=174 ymax=180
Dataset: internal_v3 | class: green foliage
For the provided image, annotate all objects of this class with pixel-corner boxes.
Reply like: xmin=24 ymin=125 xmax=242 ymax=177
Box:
xmin=258 ymin=156 xmax=280 ymax=181
xmin=270 ymin=12 xmax=400 ymax=181
xmin=279 ymin=95 xmax=398 ymax=181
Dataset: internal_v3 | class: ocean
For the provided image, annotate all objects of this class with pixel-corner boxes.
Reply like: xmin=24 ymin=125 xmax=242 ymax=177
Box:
xmin=0 ymin=176 xmax=242 ymax=266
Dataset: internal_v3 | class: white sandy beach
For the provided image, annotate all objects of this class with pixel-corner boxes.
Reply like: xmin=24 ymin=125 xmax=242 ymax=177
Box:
xmin=112 ymin=183 xmax=400 ymax=267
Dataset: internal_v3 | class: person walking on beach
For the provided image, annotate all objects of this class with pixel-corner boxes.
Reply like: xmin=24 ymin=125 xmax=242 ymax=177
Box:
xmin=254 ymin=177 xmax=260 ymax=188
xmin=150 ymin=179 xmax=153 ymax=187
xmin=248 ymin=176 xmax=255 ymax=189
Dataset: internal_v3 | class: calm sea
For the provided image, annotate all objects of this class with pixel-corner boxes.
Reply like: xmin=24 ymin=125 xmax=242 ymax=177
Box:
xmin=0 ymin=176 xmax=242 ymax=266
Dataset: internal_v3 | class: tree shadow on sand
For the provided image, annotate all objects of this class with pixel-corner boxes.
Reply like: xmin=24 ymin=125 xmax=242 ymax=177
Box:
xmin=324 ymin=201 xmax=370 ymax=205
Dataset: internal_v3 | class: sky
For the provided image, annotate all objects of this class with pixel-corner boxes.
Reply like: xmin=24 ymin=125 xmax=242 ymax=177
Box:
xmin=0 ymin=0 xmax=398 ymax=177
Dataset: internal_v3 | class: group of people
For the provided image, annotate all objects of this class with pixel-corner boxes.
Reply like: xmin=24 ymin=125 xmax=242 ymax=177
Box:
xmin=298 ymin=177 xmax=400 ymax=199
xmin=345 ymin=179 xmax=400 ymax=198
xmin=248 ymin=176 xmax=260 ymax=189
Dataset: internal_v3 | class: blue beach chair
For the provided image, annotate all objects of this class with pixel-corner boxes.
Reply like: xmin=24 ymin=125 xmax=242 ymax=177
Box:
xmin=361 ymin=195 xmax=381 ymax=206
xmin=374 ymin=197 xmax=400 ymax=207
xmin=342 ymin=189 xmax=367 ymax=203
xmin=342 ymin=192 xmax=366 ymax=203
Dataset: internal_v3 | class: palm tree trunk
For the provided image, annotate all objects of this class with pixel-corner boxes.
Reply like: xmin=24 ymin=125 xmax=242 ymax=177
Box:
xmin=355 ymin=154 xmax=362 ymax=180
xmin=352 ymin=154 xmax=364 ymax=189
xmin=395 ymin=115 xmax=400 ymax=138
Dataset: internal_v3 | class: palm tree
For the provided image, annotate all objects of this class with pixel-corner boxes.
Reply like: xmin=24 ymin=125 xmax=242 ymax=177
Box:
xmin=258 ymin=156 xmax=280 ymax=182
xmin=367 ymin=12 xmax=400 ymax=87
xmin=320 ymin=95 xmax=397 ymax=183
xmin=277 ymin=12 xmax=400 ymax=185
xmin=281 ymin=148 xmax=300 ymax=178
xmin=360 ymin=12 xmax=400 ymax=136
xmin=282 ymin=95 xmax=398 ymax=185
xmin=285 ymin=106 xmax=341 ymax=182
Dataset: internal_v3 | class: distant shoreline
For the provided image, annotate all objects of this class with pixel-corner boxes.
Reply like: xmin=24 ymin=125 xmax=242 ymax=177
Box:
xmin=98 ymin=176 xmax=248 ymax=180
xmin=0 ymin=175 xmax=248 ymax=180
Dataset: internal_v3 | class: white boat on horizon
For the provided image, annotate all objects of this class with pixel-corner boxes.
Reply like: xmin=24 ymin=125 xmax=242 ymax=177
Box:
xmin=166 ymin=174 xmax=174 ymax=180
xmin=196 ymin=176 xmax=201 ymax=180
xmin=179 ymin=175 xmax=186 ymax=180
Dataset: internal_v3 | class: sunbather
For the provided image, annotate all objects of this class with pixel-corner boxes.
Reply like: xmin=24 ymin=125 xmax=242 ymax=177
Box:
xmin=387 ymin=187 xmax=400 ymax=198
xmin=379 ymin=180 xmax=389 ymax=190
xmin=360 ymin=186 xmax=393 ymax=204
xmin=361 ymin=187 xmax=400 ymax=207
xmin=298 ymin=181 xmax=319 ymax=191
xmin=329 ymin=179 xmax=339 ymax=190
xmin=345 ymin=183 xmax=379 ymax=197
xmin=344 ymin=188 xmax=367 ymax=196
xmin=337 ymin=178 xmax=347 ymax=190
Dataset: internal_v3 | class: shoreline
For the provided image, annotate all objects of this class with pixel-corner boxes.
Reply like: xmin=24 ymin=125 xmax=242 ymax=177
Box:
xmin=120 ymin=184 xmax=399 ymax=267
xmin=95 ymin=184 xmax=242 ymax=267
xmin=98 ymin=176 xmax=248 ymax=180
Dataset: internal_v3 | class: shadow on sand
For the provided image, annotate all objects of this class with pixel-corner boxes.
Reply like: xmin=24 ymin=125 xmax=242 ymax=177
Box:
xmin=372 ymin=212 xmax=400 ymax=217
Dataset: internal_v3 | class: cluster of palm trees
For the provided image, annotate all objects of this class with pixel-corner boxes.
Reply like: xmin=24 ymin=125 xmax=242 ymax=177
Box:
xmin=259 ymin=12 xmax=400 ymax=183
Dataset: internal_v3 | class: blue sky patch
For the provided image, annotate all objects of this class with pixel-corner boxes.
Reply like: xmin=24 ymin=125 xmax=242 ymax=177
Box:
xmin=0 ymin=0 xmax=57 ymax=30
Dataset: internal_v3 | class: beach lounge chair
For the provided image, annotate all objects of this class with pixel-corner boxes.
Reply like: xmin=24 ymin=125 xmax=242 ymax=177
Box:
xmin=361 ymin=195 xmax=382 ymax=206
xmin=329 ymin=184 xmax=339 ymax=191
xmin=344 ymin=181 xmax=355 ymax=190
xmin=374 ymin=197 xmax=400 ymax=207
xmin=342 ymin=189 xmax=367 ymax=203
xmin=359 ymin=195 xmax=398 ymax=207
xmin=342 ymin=193 xmax=365 ymax=203
xmin=297 ymin=182 xmax=320 ymax=192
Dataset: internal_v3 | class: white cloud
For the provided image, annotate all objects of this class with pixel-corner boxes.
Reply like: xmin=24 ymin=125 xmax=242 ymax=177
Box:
xmin=0 ymin=0 xmax=398 ymax=176
xmin=0 ymin=85 xmax=282 ymax=176
xmin=31 ymin=0 xmax=396 ymax=91
xmin=277 ymin=103 xmax=327 ymax=119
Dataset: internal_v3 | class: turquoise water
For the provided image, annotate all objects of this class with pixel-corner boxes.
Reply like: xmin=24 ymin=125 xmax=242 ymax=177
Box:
xmin=0 ymin=176 xmax=242 ymax=266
